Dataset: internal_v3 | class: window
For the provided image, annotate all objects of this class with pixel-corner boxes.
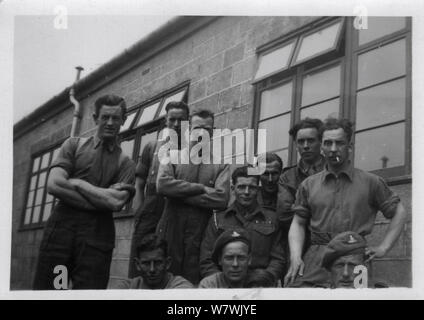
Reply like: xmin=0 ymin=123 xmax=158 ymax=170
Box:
xmin=118 ymin=84 xmax=189 ymax=213
xmin=253 ymin=17 xmax=411 ymax=178
xmin=22 ymin=146 xmax=60 ymax=228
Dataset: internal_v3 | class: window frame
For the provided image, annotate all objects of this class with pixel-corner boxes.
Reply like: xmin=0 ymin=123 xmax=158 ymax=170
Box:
xmin=19 ymin=142 xmax=64 ymax=231
xmin=252 ymin=16 xmax=411 ymax=179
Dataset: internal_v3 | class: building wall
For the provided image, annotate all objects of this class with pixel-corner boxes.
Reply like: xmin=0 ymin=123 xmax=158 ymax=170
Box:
xmin=12 ymin=16 xmax=412 ymax=289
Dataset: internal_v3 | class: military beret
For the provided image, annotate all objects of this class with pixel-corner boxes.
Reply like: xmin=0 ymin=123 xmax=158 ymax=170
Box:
xmin=211 ymin=228 xmax=251 ymax=265
xmin=321 ymin=231 xmax=367 ymax=270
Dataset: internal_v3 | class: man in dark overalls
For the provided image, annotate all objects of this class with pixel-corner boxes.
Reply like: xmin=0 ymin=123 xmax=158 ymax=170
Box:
xmin=128 ymin=101 xmax=189 ymax=278
xmin=33 ymin=94 xmax=136 ymax=290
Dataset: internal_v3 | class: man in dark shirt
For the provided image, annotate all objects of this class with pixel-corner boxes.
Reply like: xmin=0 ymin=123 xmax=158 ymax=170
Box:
xmin=284 ymin=118 xmax=406 ymax=288
xmin=277 ymin=118 xmax=324 ymax=232
xmin=33 ymin=95 xmax=136 ymax=290
xmin=200 ymin=166 xmax=285 ymax=282
xmin=128 ymin=101 xmax=189 ymax=277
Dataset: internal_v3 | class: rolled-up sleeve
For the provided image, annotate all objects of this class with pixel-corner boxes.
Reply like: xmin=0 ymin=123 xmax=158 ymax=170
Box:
xmin=50 ymin=137 xmax=78 ymax=175
xmin=292 ymin=182 xmax=311 ymax=220
xmin=373 ymin=176 xmax=401 ymax=219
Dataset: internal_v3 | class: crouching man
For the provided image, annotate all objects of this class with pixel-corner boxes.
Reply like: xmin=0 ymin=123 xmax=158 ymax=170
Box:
xmin=199 ymin=229 xmax=251 ymax=288
xmin=322 ymin=231 xmax=388 ymax=289
xmin=116 ymin=234 xmax=194 ymax=289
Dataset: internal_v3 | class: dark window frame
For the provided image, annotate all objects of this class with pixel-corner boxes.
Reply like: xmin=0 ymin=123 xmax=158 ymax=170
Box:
xmin=253 ymin=16 xmax=412 ymax=179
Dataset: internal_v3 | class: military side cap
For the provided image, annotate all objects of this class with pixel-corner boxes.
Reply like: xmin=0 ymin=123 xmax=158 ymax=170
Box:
xmin=211 ymin=228 xmax=251 ymax=265
xmin=321 ymin=231 xmax=367 ymax=270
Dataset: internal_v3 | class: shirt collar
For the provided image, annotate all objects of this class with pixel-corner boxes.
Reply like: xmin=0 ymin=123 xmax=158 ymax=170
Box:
xmin=298 ymin=155 xmax=325 ymax=176
xmin=225 ymin=202 xmax=266 ymax=221
xmin=94 ymin=135 xmax=119 ymax=153
xmin=323 ymin=161 xmax=354 ymax=182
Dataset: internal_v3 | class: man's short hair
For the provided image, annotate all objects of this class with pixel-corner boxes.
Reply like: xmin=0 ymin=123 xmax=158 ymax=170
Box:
xmin=289 ymin=118 xmax=323 ymax=140
xmin=136 ymin=234 xmax=168 ymax=258
xmin=190 ymin=109 xmax=214 ymax=122
xmin=165 ymin=101 xmax=189 ymax=116
xmin=320 ymin=118 xmax=354 ymax=143
xmin=231 ymin=166 xmax=260 ymax=185
xmin=258 ymin=152 xmax=283 ymax=171
xmin=94 ymin=94 xmax=127 ymax=120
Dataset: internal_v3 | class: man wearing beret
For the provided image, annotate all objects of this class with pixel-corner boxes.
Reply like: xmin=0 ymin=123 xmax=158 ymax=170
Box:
xmin=200 ymin=166 xmax=285 ymax=282
xmin=199 ymin=229 xmax=251 ymax=288
xmin=322 ymin=231 xmax=388 ymax=288
xmin=285 ymin=118 xmax=406 ymax=288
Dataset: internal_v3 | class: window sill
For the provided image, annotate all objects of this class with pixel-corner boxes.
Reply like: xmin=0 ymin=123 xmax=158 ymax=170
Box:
xmin=386 ymin=175 xmax=412 ymax=186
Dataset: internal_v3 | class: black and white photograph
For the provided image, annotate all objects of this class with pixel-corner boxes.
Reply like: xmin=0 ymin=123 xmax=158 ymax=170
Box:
xmin=2 ymin=0 xmax=423 ymax=301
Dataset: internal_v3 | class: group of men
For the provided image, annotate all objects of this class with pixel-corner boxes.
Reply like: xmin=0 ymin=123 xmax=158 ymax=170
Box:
xmin=32 ymin=94 xmax=407 ymax=290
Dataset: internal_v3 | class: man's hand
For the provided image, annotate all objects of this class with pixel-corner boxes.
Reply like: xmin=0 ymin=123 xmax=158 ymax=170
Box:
xmin=283 ymin=256 xmax=304 ymax=287
xmin=203 ymin=186 xmax=215 ymax=194
xmin=365 ymin=245 xmax=388 ymax=263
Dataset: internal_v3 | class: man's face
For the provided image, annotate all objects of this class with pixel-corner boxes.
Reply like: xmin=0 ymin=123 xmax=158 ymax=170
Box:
xmin=135 ymin=248 xmax=170 ymax=289
xmin=190 ymin=115 xmax=214 ymax=139
xmin=232 ymin=176 xmax=259 ymax=208
xmin=331 ymin=254 xmax=365 ymax=288
xmin=321 ymin=128 xmax=351 ymax=169
xmin=94 ymin=105 xmax=124 ymax=139
xmin=219 ymin=241 xmax=250 ymax=287
xmin=165 ymin=108 xmax=188 ymax=137
xmin=260 ymin=161 xmax=281 ymax=194
xmin=295 ymin=127 xmax=321 ymax=164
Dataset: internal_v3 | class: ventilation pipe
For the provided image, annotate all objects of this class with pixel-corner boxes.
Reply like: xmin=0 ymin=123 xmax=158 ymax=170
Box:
xmin=70 ymin=66 xmax=84 ymax=137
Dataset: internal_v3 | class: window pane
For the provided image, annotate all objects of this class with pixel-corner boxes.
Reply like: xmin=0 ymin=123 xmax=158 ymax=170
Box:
xmin=355 ymin=122 xmax=405 ymax=171
xmin=254 ymin=42 xmax=295 ymax=80
xmin=357 ymin=38 xmax=406 ymax=89
xmin=32 ymin=206 xmax=41 ymax=224
xmin=24 ymin=208 xmax=32 ymax=225
xmin=120 ymin=111 xmax=137 ymax=133
xmin=356 ymin=78 xmax=405 ymax=131
xmin=121 ymin=139 xmax=135 ymax=158
xmin=258 ymin=114 xmax=290 ymax=152
xmin=35 ymin=188 xmax=45 ymax=206
xmin=40 ymin=153 xmax=50 ymax=170
xmin=30 ymin=176 xmax=37 ymax=191
xmin=42 ymin=202 xmax=53 ymax=222
xmin=37 ymin=171 xmax=47 ymax=188
xmin=159 ymin=90 xmax=187 ymax=117
xmin=301 ymin=98 xmax=339 ymax=120
xmin=294 ymin=21 xmax=342 ymax=63
xmin=32 ymin=157 xmax=40 ymax=173
xmin=136 ymin=102 xmax=160 ymax=127
xmin=260 ymin=81 xmax=293 ymax=120
xmin=26 ymin=191 xmax=34 ymax=208
xmin=139 ymin=131 xmax=158 ymax=156
xmin=359 ymin=17 xmax=406 ymax=46
xmin=302 ymin=65 xmax=341 ymax=106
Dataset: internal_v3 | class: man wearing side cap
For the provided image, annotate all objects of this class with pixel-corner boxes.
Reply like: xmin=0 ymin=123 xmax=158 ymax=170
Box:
xmin=321 ymin=231 xmax=388 ymax=288
xmin=199 ymin=229 xmax=251 ymax=288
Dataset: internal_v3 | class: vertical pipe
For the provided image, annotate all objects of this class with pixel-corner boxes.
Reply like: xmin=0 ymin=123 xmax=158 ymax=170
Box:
xmin=70 ymin=66 xmax=84 ymax=137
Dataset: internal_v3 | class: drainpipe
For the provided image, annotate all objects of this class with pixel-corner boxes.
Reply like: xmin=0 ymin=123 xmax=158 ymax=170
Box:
xmin=70 ymin=66 xmax=84 ymax=137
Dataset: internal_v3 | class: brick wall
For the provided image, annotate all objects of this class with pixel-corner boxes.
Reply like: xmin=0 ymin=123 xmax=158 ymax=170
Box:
xmin=12 ymin=16 xmax=412 ymax=289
